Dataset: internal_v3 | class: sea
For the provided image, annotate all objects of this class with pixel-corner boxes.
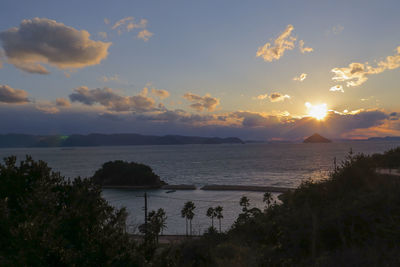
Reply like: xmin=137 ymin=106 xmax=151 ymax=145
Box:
xmin=1 ymin=141 xmax=399 ymax=234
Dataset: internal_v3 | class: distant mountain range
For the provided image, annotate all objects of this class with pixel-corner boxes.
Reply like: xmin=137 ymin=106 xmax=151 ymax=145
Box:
xmin=0 ymin=133 xmax=244 ymax=148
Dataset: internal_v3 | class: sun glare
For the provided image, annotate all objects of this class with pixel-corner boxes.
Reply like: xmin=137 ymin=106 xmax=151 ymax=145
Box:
xmin=305 ymin=102 xmax=328 ymax=120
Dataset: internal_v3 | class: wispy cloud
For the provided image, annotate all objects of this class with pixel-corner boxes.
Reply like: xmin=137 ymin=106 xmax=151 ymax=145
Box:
xmin=293 ymin=73 xmax=307 ymax=81
xmin=183 ymin=93 xmax=220 ymax=112
xmin=329 ymin=85 xmax=344 ymax=93
xmin=151 ymin=89 xmax=170 ymax=99
xmin=256 ymin=25 xmax=313 ymax=62
xmin=256 ymin=24 xmax=296 ymax=62
xmin=0 ymin=18 xmax=111 ymax=74
xmin=331 ymin=46 xmax=400 ymax=87
xmin=269 ymin=92 xmax=290 ymax=102
xmin=110 ymin=17 xmax=151 ymax=41
xmin=299 ymin=40 xmax=313 ymax=53
xmin=137 ymin=29 xmax=153 ymax=42
xmin=256 ymin=93 xmax=268 ymax=100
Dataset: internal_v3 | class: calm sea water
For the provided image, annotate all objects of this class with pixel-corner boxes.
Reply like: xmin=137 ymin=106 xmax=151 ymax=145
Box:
xmin=1 ymin=141 xmax=399 ymax=234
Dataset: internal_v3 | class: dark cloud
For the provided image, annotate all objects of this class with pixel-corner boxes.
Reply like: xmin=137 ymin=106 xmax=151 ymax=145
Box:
xmin=0 ymin=104 xmax=394 ymax=141
xmin=0 ymin=18 xmax=111 ymax=74
xmin=69 ymin=86 xmax=155 ymax=112
xmin=0 ymin=84 xmax=29 ymax=104
xmin=183 ymin=93 xmax=220 ymax=112
xmin=55 ymin=98 xmax=70 ymax=107
xmin=269 ymin=92 xmax=290 ymax=102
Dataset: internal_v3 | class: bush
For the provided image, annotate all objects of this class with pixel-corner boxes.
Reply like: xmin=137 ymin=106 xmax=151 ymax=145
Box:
xmin=0 ymin=156 xmax=143 ymax=266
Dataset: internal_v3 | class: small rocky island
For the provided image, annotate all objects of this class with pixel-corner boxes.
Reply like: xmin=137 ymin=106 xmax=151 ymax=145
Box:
xmin=303 ymin=133 xmax=332 ymax=143
xmin=92 ymin=160 xmax=167 ymax=188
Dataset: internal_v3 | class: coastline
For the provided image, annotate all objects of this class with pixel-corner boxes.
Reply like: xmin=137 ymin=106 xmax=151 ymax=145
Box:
xmin=102 ymin=184 xmax=293 ymax=193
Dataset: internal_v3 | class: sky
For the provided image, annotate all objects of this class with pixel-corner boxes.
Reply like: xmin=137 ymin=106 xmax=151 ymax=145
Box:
xmin=1 ymin=0 xmax=400 ymax=140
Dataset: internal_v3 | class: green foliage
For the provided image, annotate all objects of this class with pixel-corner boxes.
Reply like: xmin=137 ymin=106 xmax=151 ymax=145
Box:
xmin=92 ymin=160 xmax=166 ymax=187
xmin=168 ymin=148 xmax=400 ymax=266
xmin=0 ymin=156 xmax=143 ymax=266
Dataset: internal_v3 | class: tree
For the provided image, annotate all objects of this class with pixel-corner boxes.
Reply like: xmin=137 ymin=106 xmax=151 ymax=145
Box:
xmin=263 ymin=192 xmax=273 ymax=210
xmin=92 ymin=160 xmax=166 ymax=187
xmin=181 ymin=203 xmax=189 ymax=236
xmin=0 ymin=155 xmax=142 ymax=266
xmin=206 ymin=207 xmax=217 ymax=228
xmin=142 ymin=208 xmax=167 ymax=244
xmin=215 ymin=206 xmax=224 ymax=233
xmin=182 ymin=201 xmax=196 ymax=236
xmin=239 ymin=196 xmax=250 ymax=213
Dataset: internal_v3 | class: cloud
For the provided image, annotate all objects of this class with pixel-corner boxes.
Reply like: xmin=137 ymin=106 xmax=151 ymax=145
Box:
xmin=331 ymin=46 xmax=400 ymax=87
xmin=269 ymin=92 xmax=290 ymax=102
xmin=231 ymin=111 xmax=280 ymax=127
xmin=0 ymin=102 xmax=396 ymax=140
xmin=55 ymin=98 xmax=70 ymax=107
xmin=183 ymin=93 xmax=220 ymax=112
xmin=0 ymin=18 xmax=111 ymax=74
xmin=111 ymin=17 xmax=148 ymax=35
xmin=128 ymin=19 xmax=147 ymax=31
xmin=299 ymin=40 xmax=313 ymax=53
xmin=256 ymin=24 xmax=296 ymax=62
xmin=329 ymin=85 xmax=344 ymax=93
xmin=137 ymin=29 xmax=153 ymax=41
xmin=69 ymin=86 xmax=156 ymax=112
xmin=256 ymin=93 xmax=268 ymax=100
xmin=104 ymin=18 xmax=110 ymax=25
xmin=112 ymin=17 xmax=134 ymax=30
xmin=293 ymin=73 xmax=307 ymax=81
xmin=151 ymin=89 xmax=170 ymax=99
xmin=0 ymin=49 xmax=4 ymax=68
xmin=0 ymin=84 xmax=29 ymax=104
xmin=35 ymin=104 xmax=59 ymax=114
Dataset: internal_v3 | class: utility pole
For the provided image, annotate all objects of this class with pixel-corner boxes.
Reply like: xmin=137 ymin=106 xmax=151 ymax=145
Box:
xmin=144 ymin=192 xmax=148 ymax=233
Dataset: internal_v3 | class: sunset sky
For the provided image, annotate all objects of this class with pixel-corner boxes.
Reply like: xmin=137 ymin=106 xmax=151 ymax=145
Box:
xmin=1 ymin=0 xmax=400 ymax=140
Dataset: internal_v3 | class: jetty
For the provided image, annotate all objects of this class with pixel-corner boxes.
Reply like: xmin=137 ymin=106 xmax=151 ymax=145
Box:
xmin=102 ymin=184 xmax=293 ymax=193
xmin=201 ymin=184 xmax=292 ymax=193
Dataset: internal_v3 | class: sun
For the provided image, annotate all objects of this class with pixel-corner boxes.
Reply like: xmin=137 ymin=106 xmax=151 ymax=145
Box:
xmin=305 ymin=102 xmax=328 ymax=120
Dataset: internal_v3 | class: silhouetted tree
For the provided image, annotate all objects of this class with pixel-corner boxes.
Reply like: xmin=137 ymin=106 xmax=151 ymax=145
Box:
xmin=92 ymin=160 xmax=166 ymax=187
xmin=263 ymin=192 xmax=273 ymax=210
xmin=0 ymin=156 xmax=142 ymax=266
xmin=215 ymin=206 xmax=224 ymax=232
xmin=182 ymin=201 xmax=196 ymax=236
xmin=143 ymin=208 xmax=167 ymax=244
xmin=206 ymin=207 xmax=217 ymax=228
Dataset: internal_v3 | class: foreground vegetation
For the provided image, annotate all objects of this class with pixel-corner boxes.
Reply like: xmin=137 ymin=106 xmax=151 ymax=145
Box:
xmin=1 ymin=147 xmax=400 ymax=266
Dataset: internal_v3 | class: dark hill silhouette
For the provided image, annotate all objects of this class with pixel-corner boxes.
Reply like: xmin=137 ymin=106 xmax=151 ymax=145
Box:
xmin=303 ymin=133 xmax=331 ymax=143
xmin=0 ymin=133 xmax=244 ymax=148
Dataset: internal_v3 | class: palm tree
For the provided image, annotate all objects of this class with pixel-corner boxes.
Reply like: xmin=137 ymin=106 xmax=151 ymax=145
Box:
xmin=206 ymin=207 xmax=216 ymax=228
xmin=181 ymin=203 xmax=189 ymax=236
xmin=186 ymin=201 xmax=196 ymax=236
xmin=215 ymin=206 xmax=223 ymax=233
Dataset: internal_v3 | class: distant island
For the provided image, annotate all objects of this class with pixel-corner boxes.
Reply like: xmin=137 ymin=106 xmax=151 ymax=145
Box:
xmin=303 ymin=133 xmax=332 ymax=143
xmin=0 ymin=133 xmax=244 ymax=148
xmin=92 ymin=160 xmax=167 ymax=188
